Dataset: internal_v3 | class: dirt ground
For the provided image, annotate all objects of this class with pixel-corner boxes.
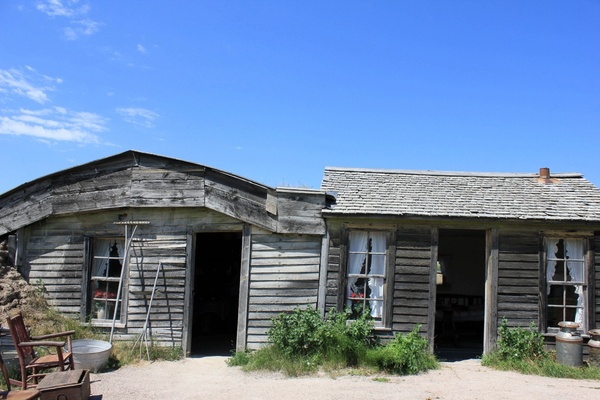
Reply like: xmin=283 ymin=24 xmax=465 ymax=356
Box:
xmin=89 ymin=357 xmax=600 ymax=400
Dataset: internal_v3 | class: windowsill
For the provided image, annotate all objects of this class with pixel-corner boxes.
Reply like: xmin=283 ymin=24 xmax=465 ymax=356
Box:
xmin=91 ymin=320 xmax=126 ymax=329
xmin=542 ymin=331 xmax=589 ymax=339
xmin=373 ymin=326 xmax=392 ymax=332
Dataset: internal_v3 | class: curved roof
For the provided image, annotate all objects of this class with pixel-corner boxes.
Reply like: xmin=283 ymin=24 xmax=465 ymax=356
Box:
xmin=0 ymin=150 xmax=326 ymax=235
xmin=321 ymin=167 xmax=600 ymax=222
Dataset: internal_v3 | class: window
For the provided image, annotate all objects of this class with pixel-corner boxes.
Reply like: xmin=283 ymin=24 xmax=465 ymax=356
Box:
xmin=346 ymin=231 xmax=388 ymax=325
xmin=545 ymin=238 xmax=587 ymax=331
xmin=90 ymin=238 xmax=125 ymax=322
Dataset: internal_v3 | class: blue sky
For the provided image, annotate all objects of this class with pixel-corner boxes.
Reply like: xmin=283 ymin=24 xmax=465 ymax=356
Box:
xmin=1 ymin=1 xmax=599 ymax=194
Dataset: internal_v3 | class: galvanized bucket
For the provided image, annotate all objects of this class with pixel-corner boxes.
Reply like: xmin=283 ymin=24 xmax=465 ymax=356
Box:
xmin=556 ymin=321 xmax=583 ymax=367
xmin=588 ymin=329 xmax=600 ymax=368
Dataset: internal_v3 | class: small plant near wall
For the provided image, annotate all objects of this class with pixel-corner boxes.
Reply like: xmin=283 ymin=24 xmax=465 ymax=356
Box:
xmin=482 ymin=318 xmax=600 ymax=380
xmin=228 ymin=307 xmax=439 ymax=377
xmin=496 ymin=318 xmax=548 ymax=363
xmin=366 ymin=326 xmax=438 ymax=375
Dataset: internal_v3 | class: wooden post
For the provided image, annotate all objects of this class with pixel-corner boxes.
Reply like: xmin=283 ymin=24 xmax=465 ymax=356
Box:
xmin=484 ymin=228 xmax=499 ymax=354
xmin=317 ymin=230 xmax=330 ymax=316
xmin=236 ymin=224 xmax=251 ymax=351
xmin=428 ymin=228 xmax=439 ymax=352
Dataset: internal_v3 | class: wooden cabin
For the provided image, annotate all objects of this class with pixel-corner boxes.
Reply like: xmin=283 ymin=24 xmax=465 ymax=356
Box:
xmin=321 ymin=166 xmax=600 ymax=358
xmin=2 ymin=151 xmax=600 ymax=359
xmin=0 ymin=151 xmax=327 ymax=355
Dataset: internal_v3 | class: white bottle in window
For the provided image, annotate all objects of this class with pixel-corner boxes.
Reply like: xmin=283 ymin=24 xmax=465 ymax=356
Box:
xmin=97 ymin=308 xmax=105 ymax=320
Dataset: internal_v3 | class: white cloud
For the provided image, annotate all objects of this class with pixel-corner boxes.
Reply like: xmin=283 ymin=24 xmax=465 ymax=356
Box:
xmin=116 ymin=107 xmax=159 ymax=128
xmin=137 ymin=44 xmax=147 ymax=54
xmin=0 ymin=107 xmax=105 ymax=143
xmin=64 ymin=18 xmax=102 ymax=40
xmin=0 ymin=67 xmax=60 ymax=104
xmin=36 ymin=0 xmax=89 ymax=17
xmin=37 ymin=1 xmax=100 ymax=39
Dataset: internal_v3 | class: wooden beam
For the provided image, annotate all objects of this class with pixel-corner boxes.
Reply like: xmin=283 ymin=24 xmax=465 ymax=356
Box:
xmin=484 ymin=228 xmax=499 ymax=354
xmin=236 ymin=224 xmax=251 ymax=351
xmin=427 ymin=228 xmax=438 ymax=352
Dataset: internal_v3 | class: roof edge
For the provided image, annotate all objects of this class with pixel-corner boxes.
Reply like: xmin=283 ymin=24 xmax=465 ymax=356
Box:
xmin=323 ymin=166 xmax=583 ymax=178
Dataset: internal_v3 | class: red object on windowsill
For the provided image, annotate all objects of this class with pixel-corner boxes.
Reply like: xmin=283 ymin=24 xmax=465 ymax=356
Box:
xmin=93 ymin=289 xmax=116 ymax=299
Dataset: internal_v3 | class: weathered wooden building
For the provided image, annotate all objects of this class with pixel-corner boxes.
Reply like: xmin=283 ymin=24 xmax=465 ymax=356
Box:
xmin=2 ymin=151 xmax=600 ymax=358
xmin=0 ymin=151 xmax=327 ymax=355
xmin=321 ymin=167 xmax=600 ymax=355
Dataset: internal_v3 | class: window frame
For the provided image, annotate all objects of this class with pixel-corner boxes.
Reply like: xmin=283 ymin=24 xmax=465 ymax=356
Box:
xmin=341 ymin=228 xmax=395 ymax=329
xmin=82 ymin=236 xmax=128 ymax=326
xmin=542 ymin=236 xmax=591 ymax=334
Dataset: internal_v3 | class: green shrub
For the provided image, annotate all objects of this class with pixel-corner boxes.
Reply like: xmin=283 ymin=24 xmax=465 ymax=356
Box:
xmin=227 ymin=350 xmax=251 ymax=367
xmin=269 ymin=307 xmax=324 ymax=357
xmin=367 ymin=326 xmax=438 ymax=375
xmin=233 ymin=309 xmax=438 ymax=377
xmin=495 ymin=318 xmax=548 ymax=362
xmin=268 ymin=307 xmax=375 ymax=360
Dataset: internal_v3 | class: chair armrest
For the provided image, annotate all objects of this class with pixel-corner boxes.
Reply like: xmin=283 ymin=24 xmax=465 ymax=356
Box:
xmin=18 ymin=340 xmax=66 ymax=348
xmin=31 ymin=330 xmax=75 ymax=340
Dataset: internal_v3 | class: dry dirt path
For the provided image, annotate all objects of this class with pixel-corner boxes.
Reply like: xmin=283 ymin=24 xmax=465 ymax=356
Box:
xmin=89 ymin=357 xmax=600 ymax=400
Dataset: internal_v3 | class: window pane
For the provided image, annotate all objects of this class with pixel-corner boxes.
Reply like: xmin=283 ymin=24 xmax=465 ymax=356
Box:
xmin=369 ymin=254 xmax=386 ymax=276
xmin=564 ymin=307 xmax=577 ymax=323
xmin=545 ymin=237 xmax=587 ymax=331
xmin=90 ymin=238 xmax=124 ymax=321
xmin=547 ymin=286 xmax=563 ymax=306
xmin=547 ymin=307 xmax=563 ymax=327
xmin=550 ymin=264 xmax=566 ymax=282
xmin=565 ymin=285 xmax=581 ymax=306
xmin=347 ymin=230 xmax=387 ymax=323
xmin=566 ymin=261 xmax=583 ymax=283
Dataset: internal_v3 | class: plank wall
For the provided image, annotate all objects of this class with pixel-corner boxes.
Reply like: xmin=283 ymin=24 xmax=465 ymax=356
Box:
xmin=324 ymin=222 xmax=432 ymax=339
xmin=595 ymin=235 xmax=600 ymax=330
xmin=392 ymin=228 xmax=432 ymax=336
xmin=497 ymin=231 xmax=540 ymax=328
xmin=24 ymin=208 xmax=243 ymax=347
xmin=245 ymin=231 xmax=322 ymax=349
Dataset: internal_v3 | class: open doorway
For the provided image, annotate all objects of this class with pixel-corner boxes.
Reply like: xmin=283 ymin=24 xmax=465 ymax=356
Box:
xmin=434 ymin=229 xmax=486 ymax=361
xmin=192 ymin=232 xmax=242 ymax=356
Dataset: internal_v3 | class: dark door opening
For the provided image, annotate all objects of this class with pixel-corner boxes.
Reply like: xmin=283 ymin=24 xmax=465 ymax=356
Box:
xmin=192 ymin=232 xmax=242 ymax=356
xmin=434 ymin=229 xmax=486 ymax=361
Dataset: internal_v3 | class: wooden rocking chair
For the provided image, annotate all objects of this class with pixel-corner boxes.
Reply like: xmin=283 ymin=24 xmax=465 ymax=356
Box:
xmin=0 ymin=352 xmax=41 ymax=400
xmin=5 ymin=312 xmax=75 ymax=390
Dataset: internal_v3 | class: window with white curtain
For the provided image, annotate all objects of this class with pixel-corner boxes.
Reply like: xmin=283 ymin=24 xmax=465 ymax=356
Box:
xmin=346 ymin=231 xmax=388 ymax=325
xmin=90 ymin=238 xmax=125 ymax=321
xmin=545 ymin=238 xmax=587 ymax=331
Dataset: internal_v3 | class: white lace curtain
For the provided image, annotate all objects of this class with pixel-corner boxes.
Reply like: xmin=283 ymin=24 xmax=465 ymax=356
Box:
xmin=546 ymin=238 xmax=584 ymax=324
xmin=92 ymin=239 xmax=124 ymax=278
xmin=347 ymin=231 xmax=386 ymax=319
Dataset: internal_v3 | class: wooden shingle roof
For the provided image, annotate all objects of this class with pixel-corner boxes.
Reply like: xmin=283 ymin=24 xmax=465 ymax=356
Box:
xmin=321 ymin=167 xmax=600 ymax=222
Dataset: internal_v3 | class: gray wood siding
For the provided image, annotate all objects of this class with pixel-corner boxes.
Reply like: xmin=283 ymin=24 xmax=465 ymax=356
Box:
xmin=275 ymin=189 xmax=327 ymax=235
xmin=0 ymin=151 xmax=325 ymax=237
xmin=324 ymin=222 xmax=432 ymax=337
xmin=27 ymin=232 xmax=85 ymax=317
xmin=595 ymin=235 xmax=600 ymax=329
xmin=324 ymin=224 xmax=342 ymax=312
xmin=126 ymin=234 xmax=188 ymax=346
xmin=393 ymin=228 xmax=432 ymax=335
xmin=497 ymin=232 xmax=540 ymax=328
xmin=23 ymin=208 xmax=244 ymax=348
xmin=246 ymin=231 xmax=322 ymax=349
